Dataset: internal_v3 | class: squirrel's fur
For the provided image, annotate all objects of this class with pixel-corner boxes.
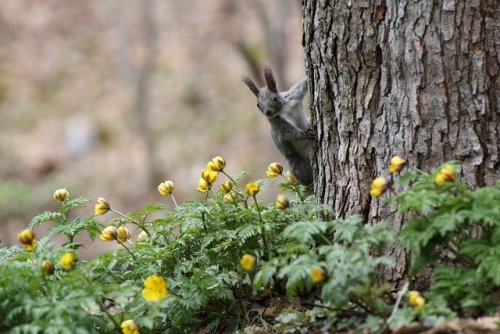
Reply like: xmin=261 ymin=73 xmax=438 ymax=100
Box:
xmin=242 ymin=67 xmax=312 ymax=185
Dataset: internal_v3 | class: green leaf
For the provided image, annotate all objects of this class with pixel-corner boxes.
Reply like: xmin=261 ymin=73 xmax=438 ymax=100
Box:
xmin=58 ymin=197 xmax=89 ymax=214
xmin=29 ymin=211 xmax=64 ymax=228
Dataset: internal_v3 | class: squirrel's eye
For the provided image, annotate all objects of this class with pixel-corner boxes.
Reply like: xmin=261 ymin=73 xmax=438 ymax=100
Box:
xmin=257 ymin=103 xmax=260 ymax=109
xmin=272 ymin=96 xmax=278 ymax=102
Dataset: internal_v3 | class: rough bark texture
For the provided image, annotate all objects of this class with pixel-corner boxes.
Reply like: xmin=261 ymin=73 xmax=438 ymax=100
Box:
xmin=303 ymin=0 xmax=499 ymax=286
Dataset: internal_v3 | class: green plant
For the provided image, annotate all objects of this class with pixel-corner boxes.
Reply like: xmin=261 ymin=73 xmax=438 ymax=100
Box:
xmin=1 ymin=158 xmax=498 ymax=333
xmin=396 ymin=163 xmax=500 ymax=316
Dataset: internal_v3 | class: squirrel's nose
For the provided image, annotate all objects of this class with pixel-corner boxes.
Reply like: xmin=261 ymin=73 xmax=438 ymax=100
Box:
xmin=265 ymin=110 xmax=273 ymax=116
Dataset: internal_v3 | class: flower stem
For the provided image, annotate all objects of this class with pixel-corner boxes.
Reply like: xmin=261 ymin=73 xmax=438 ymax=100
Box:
xmin=253 ymin=195 xmax=268 ymax=260
xmin=117 ymin=240 xmax=137 ymax=261
xmin=201 ymin=190 xmax=209 ymax=233
xmin=170 ymin=194 xmax=179 ymax=208
xmin=221 ymin=171 xmax=237 ymax=185
xmin=112 ymin=209 xmax=151 ymax=237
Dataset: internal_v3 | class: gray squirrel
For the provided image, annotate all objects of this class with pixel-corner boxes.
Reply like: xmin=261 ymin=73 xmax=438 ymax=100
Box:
xmin=242 ymin=67 xmax=312 ymax=185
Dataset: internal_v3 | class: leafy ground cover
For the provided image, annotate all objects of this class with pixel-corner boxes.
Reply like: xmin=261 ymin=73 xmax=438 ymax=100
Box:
xmin=1 ymin=157 xmax=499 ymax=333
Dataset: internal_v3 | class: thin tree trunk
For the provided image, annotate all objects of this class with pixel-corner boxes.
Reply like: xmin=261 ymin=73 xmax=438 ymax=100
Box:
xmin=303 ymin=0 xmax=500 ymax=286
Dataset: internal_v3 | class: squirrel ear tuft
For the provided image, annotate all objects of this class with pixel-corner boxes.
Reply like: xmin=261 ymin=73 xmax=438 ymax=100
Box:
xmin=241 ymin=76 xmax=260 ymax=97
xmin=264 ymin=66 xmax=278 ymax=93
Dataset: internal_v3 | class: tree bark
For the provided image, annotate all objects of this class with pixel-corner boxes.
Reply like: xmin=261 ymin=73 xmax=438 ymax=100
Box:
xmin=303 ymin=0 xmax=500 ymax=286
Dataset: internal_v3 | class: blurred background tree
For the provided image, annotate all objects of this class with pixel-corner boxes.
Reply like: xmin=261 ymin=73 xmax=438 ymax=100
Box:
xmin=0 ymin=0 xmax=306 ymax=257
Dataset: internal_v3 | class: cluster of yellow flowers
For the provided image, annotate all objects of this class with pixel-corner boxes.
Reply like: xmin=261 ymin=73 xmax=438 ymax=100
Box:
xmin=434 ymin=164 xmax=456 ymax=186
xmin=100 ymin=226 xmax=132 ymax=243
xmin=408 ymin=290 xmax=426 ymax=309
xmin=370 ymin=156 xmax=406 ymax=198
xmin=370 ymin=157 xmax=459 ymax=198
xmin=198 ymin=156 xmax=225 ymax=193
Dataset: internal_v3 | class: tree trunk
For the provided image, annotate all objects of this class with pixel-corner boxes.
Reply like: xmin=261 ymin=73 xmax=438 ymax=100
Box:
xmin=303 ymin=0 xmax=499 ymax=286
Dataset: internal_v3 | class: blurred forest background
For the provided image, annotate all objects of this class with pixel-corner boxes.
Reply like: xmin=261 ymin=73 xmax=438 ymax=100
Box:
xmin=0 ymin=0 xmax=306 ymax=257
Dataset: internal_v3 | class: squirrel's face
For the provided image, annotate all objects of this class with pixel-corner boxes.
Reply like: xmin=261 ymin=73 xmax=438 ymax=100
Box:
xmin=257 ymin=89 xmax=284 ymax=118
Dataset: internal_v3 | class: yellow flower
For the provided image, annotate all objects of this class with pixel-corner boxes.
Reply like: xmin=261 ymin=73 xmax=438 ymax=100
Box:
xmin=435 ymin=164 xmax=457 ymax=186
xmin=266 ymin=162 xmax=284 ymax=177
xmin=117 ymin=226 xmax=132 ymax=243
xmin=245 ymin=182 xmax=260 ymax=196
xmin=18 ymin=228 xmax=35 ymax=245
xmin=137 ymin=231 xmax=148 ymax=241
xmin=24 ymin=239 xmax=38 ymax=252
xmin=275 ymin=194 xmax=289 ymax=210
xmin=221 ymin=181 xmax=233 ymax=193
xmin=158 ymin=180 xmax=175 ymax=195
xmin=197 ymin=178 xmax=209 ymax=193
xmin=369 ymin=177 xmax=389 ymax=197
xmin=388 ymin=156 xmax=406 ymax=174
xmin=285 ymin=171 xmax=297 ymax=183
xmin=223 ymin=193 xmax=234 ymax=202
xmin=53 ymin=188 xmax=70 ymax=202
xmin=94 ymin=197 xmax=111 ymax=216
xmin=240 ymin=254 xmax=256 ymax=272
xmin=310 ymin=267 xmax=326 ymax=283
xmin=41 ymin=260 xmax=55 ymax=276
xmin=201 ymin=168 xmax=218 ymax=185
xmin=121 ymin=319 xmax=139 ymax=334
xmin=207 ymin=156 xmax=226 ymax=172
xmin=408 ymin=290 xmax=426 ymax=309
xmin=142 ymin=275 xmax=168 ymax=302
xmin=59 ymin=252 xmax=77 ymax=271
xmin=18 ymin=229 xmax=38 ymax=252
xmin=100 ymin=226 xmax=118 ymax=241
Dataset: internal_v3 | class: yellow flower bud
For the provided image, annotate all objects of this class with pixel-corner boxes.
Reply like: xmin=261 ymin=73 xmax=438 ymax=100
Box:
xmin=59 ymin=252 xmax=77 ymax=271
xmin=18 ymin=229 xmax=35 ymax=245
xmin=285 ymin=171 xmax=297 ymax=183
xmin=408 ymin=290 xmax=426 ymax=309
xmin=121 ymin=319 xmax=140 ymax=334
xmin=24 ymin=239 xmax=38 ymax=252
xmin=100 ymin=226 xmax=118 ymax=241
xmin=221 ymin=181 xmax=233 ymax=193
xmin=223 ymin=193 xmax=234 ymax=202
xmin=266 ymin=163 xmax=284 ymax=177
xmin=207 ymin=156 xmax=226 ymax=172
xmin=435 ymin=164 xmax=457 ymax=186
xmin=53 ymin=188 xmax=70 ymax=202
xmin=137 ymin=231 xmax=148 ymax=241
xmin=388 ymin=156 xmax=406 ymax=174
xmin=369 ymin=177 xmax=389 ymax=197
xmin=158 ymin=180 xmax=175 ymax=195
xmin=275 ymin=194 xmax=289 ymax=210
xmin=201 ymin=168 xmax=218 ymax=185
xmin=41 ymin=260 xmax=55 ymax=276
xmin=245 ymin=182 xmax=260 ymax=197
xmin=197 ymin=178 xmax=209 ymax=193
xmin=94 ymin=197 xmax=111 ymax=216
xmin=414 ymin=296 xmax=426 ymax=308
xmin=310 ymin=267 xmax=326 ymax=283
xmin=440 ymin=164 xmax=456 ymax=180
xmin=117 ymin=226 xmax=132 ymax=243
xmin=240 ymin=254 xmax=256 ymax=272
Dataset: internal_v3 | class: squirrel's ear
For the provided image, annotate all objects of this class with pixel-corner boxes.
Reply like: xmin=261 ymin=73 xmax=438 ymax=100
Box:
xmin=241 ymin=76 xmax=260 ymax=97
xmin=264 ymin=67 xmax=278 ymax=93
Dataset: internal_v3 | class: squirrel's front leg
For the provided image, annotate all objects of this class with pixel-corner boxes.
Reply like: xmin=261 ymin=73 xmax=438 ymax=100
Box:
xmin=268 ymin=117 xmax=308 ymax=141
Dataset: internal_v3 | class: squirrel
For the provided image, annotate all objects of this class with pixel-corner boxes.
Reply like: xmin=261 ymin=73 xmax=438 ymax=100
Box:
xmin=241 ymin=67 xmax=313 ymax=185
